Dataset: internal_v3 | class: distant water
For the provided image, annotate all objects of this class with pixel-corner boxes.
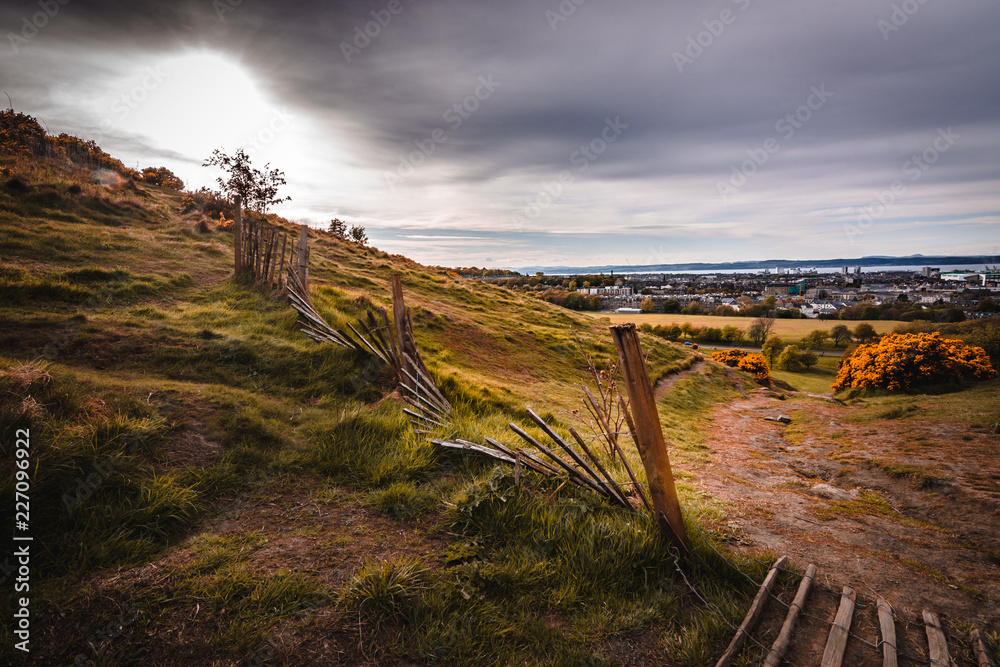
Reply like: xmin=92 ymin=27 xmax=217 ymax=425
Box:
xmin=655 ymin=264 xmax=995 ymax=276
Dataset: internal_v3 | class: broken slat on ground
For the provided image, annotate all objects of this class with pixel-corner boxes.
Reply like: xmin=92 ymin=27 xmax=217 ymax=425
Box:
xmin=923 ymin=610 xmax=950 ymax=667
xmin=763 ymin=563 xmax=817 ymax=667
xmin=820 ymin=586 xmax=856 ymax=667
xmin=972 ymin=628 xmax=999 ymax=667
xmin=876 ymin=597 xmax=898 ymax=667
xmin=715 ymin=555 xmax=788 ymax=667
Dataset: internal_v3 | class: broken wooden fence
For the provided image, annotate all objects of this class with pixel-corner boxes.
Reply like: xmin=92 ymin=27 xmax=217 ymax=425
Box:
xmin=231 ymin=195 xmax=291 ymax=292
xmin=714 ymin=556 xmax=999 ymax=667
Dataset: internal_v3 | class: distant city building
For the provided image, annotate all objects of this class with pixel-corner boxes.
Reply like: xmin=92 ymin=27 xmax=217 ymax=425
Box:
xmin=615 ymin=307 xmax=642 ymax=314
xmin=921 ymin=267 xmax=940 ymax=278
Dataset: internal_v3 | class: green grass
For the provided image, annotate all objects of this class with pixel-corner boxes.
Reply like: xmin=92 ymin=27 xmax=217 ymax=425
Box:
xmin=769 ymin=354 xmax=840 ymax=394
xmin=1 ymin=153 xmax=781 ymax=665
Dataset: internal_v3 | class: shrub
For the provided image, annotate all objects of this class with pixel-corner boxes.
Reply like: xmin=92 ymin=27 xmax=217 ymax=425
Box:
xmin=775 ymin=344 xmax=804 ymax=372
xmin=832 ymin=332 xmax=997 ymax=392
xmin=710 ymin=348 xmax=747 ymax=367
xmin=140 ymin=166 xmax=184 ymax=190
xmin=737 ymin=353 xmax=771 ymax=385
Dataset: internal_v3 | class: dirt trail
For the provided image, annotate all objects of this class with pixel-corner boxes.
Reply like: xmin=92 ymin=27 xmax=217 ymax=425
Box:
xmin=682 ymin=386 xmax=1000 ymax=664
xmin=654 ymin=359 xmax=706 ymax=399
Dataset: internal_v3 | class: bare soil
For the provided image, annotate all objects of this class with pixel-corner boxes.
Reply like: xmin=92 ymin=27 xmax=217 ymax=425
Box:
xmin=685 ymin=386 xmax=1000 ymax=665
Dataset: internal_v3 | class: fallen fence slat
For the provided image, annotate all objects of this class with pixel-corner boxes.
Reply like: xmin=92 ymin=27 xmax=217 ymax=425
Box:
xmin=923 ymin=610 xmax=950 ymax=667
xmin=567 ymin=427 xmax=632 ymax=509
xmin=715 ymin=555 xmax=789 ymax=667
xmin=508 ymin=423 xmax=610 ymax=498
xmin=820 ymin=586 xmax=856 ymax=667
xmin=876 ymin=597 xmax=898 ymax=667
xmin=972 ymin=628 xmax=999 ymax=667
xmin=763 ymin=563 xmax=817 ymax=667
xmin=613 ymin=396 xmax=653 ymax=513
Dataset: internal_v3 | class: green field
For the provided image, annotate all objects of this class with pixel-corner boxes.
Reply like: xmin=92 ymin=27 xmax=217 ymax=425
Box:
xmin=594 ymin=312 xmax=900 ymax=344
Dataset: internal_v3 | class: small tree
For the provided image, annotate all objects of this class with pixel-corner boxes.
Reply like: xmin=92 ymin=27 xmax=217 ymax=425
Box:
xmin=140 ymin=166 xmax=184 ymax=190
xmin=831 ymin=324 xmax=851 ymax=348
xmin=762 ymin=337 xmax=786 ymax=365
xmin=348 ymin=224 xmax=368 ymax=245
xmin=801 ymin=329 xmax=830 ymax=350
xmin=776 ymin=344 xmax=804 ymax=371
xmin=328 ymin=218 xmax=347 ymax=238
xmin=640 ymin=297 xmax=656 ymax=313
xmin=853 ymin=322 xmax=878 ymax=343
xmin=799 ymin=349 xmax=819 ymax=370
xmin=203 ymin=147 xmax=291 ymax=215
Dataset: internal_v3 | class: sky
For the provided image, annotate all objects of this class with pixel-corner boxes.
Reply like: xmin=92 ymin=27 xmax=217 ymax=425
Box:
xmin=2 ymin=0 xmax=999 ymax=270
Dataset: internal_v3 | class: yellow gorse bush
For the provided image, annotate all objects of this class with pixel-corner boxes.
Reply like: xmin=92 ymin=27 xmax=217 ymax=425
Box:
xmin=832 ymin=332 xmax=996 ymax=392
xmin=711 ymin=348 xmax=770 ymax=384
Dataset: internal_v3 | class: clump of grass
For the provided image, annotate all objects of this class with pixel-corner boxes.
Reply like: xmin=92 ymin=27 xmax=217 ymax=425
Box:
xmin=341 ymin=556 xmax=430 ymax=621
xmin=367 ymin=481 xmax=440 ymax=522
xmin=876 ymin=404 xmax=920 ymax=420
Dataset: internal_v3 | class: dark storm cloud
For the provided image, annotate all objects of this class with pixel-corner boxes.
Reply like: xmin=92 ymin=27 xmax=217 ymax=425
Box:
xmin=3 ymin=0 xmax=997 ymax=265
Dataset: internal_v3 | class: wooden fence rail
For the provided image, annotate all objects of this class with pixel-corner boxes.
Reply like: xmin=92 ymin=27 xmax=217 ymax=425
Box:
xmin=231 ymin=195 xmax=291 ymax=292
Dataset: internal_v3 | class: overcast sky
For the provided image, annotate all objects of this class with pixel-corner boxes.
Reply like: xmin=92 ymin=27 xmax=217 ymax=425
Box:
xmin=3 ymin=0 xmax=998 ymax=269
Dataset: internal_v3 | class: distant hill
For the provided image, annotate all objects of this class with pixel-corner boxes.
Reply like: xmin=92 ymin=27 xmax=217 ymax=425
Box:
xmin=516 ymin=255 xmax=1000 ymax=275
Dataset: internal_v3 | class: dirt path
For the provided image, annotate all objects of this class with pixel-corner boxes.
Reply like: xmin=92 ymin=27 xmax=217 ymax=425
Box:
xmin=683 ymin=386 xmax=1000 ymax=664
xmin=654 ymin=359 xmax=706 ymax=399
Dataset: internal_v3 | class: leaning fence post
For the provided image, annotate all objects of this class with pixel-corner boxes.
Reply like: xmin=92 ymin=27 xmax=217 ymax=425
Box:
xmin=233 ymin=195 xmax=242 ymax=275
xmin=296 ymin=224 xmax=309 ymax=290
xmin=608 ymin=323 xmax=687 ymax=551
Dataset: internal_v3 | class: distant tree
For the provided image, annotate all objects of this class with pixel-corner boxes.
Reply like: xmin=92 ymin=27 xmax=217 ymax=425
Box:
xmin=749 ymin=315 xmax=776 ymax=346
xmin=831 ymin=324 xmax=851 ymax=348
xmin=328 ymin=218 xmax=347 ymax=238
xmin=853 ymin=322 xmax=878 ymax=343
xmin=762 ymin=337 xmax=786 ymax=365
xmin=568 ymin=280 xmax=577 ymax=292
xmin=640 ymin=287 xmax=653 ymax=295
xmin=776 ymin=344 xmax=804 ymax=372
xmin=763 ymin=295 xmax=777 ymax=311
xmin=683 ymin=301 xmax=702 ymax=315
xmin=348 ymin=224 xmax=368 ymax=245
xmin=721 ymin=325 xmax=744 ymax=344
xmin=640 ymin=297 xmax=656 ymax=313
xmin=203 ymin=147 xmax=291 ymax=215
xmin=583 ymin=281 xmax=591 ymax=289
xmin=801 ymin=329 xmax=830 ymax=350
xmin=799 ymin=349 xmax=819 ymax=370
xmin=663 ymin=298 xmax=681 ymax=314
xmin=714 ymin=304 xmax=737 ymax=316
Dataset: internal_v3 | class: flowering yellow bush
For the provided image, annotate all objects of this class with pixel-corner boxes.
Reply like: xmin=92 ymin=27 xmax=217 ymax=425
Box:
xmin=711 ymin=348 xmax=747 ymax=367
xmin=737 ymin=353 xmax=771 ymax=385
xmin=832 ymin=332 xmax=997 ymax=392
xmin=711 ymin=348 xmax=770 ymax=384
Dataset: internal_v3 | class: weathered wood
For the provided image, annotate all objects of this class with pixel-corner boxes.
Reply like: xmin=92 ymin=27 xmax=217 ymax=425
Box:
xmin=763 ymin=563 xmax=817 ymax=667
xmin=278 ymin=233 xmax=287 ymax=291
xmin=485 ymin=438 xmax=563 ymax=477
xmin=568 ymin=427 xmax=632 ymax=509
xmin=876 ymin=597 xmax=898 ymax=667
xmin=233 ymin=195 xmax=243 ymax=274
xmin=582 ymin=385 xmax=619 ymax=457
xmin=609 ymin=324 xmax=686 ymax=550
xmin=820 ymin=586 xmax=856 ymax=667
xmin=525 ymin=410 xmax=628 ymax=508
xmin=402 ymin=408 xmax=444 ymax=428
xmin=296 ymin=224 xmax=309 ymax=290
xmin=614 ymin=396 xmax=653 ymax=513
xmin=508 ymin=423 xmax=609 ymax=498
xmin=923 ymin=610 xmax=950 ymax=667
xmin=972 ymin=628 xmax=999 ymax=667
xmin=433 ymin=440 xmax=514 ymax=463
xmin=715 ymin=555 xmax=788 ymax=667
xmin=391 ymin=274 xmax=407 ymax=376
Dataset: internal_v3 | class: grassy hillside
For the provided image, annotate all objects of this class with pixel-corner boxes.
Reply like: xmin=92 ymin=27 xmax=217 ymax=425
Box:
xmin=0 ymin=154 xmax=787 ymax=665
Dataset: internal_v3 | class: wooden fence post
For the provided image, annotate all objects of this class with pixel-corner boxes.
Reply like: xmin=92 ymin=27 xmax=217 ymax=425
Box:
xmin=296 ymin=224 xmax=309 ymax=290
xmin=391 ymin=274 xmax=407 ymax=376
xmin=233 ymin=195 xmax=242 ymax=275
xmin=608 ymin=323 xmax=687 ymax=551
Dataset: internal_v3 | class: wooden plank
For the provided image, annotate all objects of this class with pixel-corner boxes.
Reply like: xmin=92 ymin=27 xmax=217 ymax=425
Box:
xmin=485 ymin=438 xmax=563 ymax=477
xmin=402 ymin=408 xmax=444 ymax=428
xmin=763 ymin=563 xmax=817 ymax=667
xmin=297 ymin=224 xmax=309 ymax=289
xmin=820 ymin=586 xmax=856 ymax=667
xmin=233 ymin=195 xmax=242 ymax=274
xmin=567 ymin=426 xmax=632 ymax=509
xmin=715 ymin=555 xmax=788 ymax=667
xmin=391 ymin=274 xmax=408 ymax=378
xmin=614 ymin=396 xmax=653 ymax=514
xmin=876 ymin=597 xmax=898 ymax=667
xmin=508 ymin=423 xmax=609 ymax=498
xmin=526 ymin=410 xmax=628 ymax=508
xmin=609 ymin=324 xmax=686 ymax=550
xmin=923 ymin=610 xmax=950 ymax=667
xmin=972 ymin=628 xmax=999 ymax=667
